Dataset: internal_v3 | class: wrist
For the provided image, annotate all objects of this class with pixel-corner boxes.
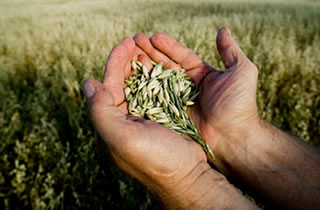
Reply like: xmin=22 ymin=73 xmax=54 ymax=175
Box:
xmin=211 ymin=117 xmax=270 ymax=180
xmin=158 ymin=161 xmax=257 ymax=209
xmin=212 ymin=117 xmax=298 ymax=186
xmin=210 ymin=118 xmax=320 ymax=209
xmin=153 ymin=161 xmax=215 ymax=209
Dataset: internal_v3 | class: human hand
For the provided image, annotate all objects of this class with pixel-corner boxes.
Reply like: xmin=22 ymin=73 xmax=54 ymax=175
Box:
xmin=82 ymin=37 xmax=244 ymax=209
xmin=134 ymin=28 xmax=320 ymax=209
xmin=134 ymin=27 xmax=260 ymax=178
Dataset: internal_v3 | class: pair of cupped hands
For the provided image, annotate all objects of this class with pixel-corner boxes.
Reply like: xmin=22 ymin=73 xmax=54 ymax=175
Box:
xmin=83 ymin=27 xmax=260 ymax=208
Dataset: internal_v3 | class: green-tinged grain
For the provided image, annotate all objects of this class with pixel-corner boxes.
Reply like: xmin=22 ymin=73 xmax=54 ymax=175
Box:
xmin=125 ymin=61 xmax=215 ymax=162
xmin=0 ymin=0 xmax=319 ymax=209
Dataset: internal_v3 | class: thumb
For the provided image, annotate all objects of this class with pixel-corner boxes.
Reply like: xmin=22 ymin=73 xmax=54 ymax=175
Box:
xmin=83 ymin=78 xmax=114 ymax=106
xmin=83 ymin=79 xmax=128 ymax=145
xmin=216 ymin=27 xmax=249 ymax=69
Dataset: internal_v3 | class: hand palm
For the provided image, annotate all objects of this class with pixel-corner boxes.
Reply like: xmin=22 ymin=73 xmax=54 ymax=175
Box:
xmin=192 ymin=65 xmax=258 ymax=148
xmin=121 ymin=118 xmax=206 ymax=183
xmin=84 ymin=29 xmax=259 ymax=208
xmin=84 ymin=37 xmax=206 ymax=192
xmin=134 ymin=28 xmax=258 ymax=162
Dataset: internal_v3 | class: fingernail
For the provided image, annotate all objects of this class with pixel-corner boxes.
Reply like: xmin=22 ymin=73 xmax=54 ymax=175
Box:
xmin=83 ymin=80 xmax=96 ymax=99
xmin=226 ymin=27 xmax=232 ymax=36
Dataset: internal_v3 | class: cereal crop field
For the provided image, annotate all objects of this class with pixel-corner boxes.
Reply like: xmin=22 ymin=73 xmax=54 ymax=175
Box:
xmin=0 ymin=0 xmax=319 ymax=209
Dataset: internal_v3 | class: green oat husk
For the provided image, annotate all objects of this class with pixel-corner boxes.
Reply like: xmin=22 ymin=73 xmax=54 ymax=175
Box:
xmin=125 ymin=60 xmax=215 ymax=162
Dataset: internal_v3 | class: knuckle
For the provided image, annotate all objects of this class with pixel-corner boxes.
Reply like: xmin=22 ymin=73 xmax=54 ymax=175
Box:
xmin=251 ymin=62 xmax=258 ymax=71
xmin=250 ymin=63 xmax=259 ymax=76
xmin=243 ymin=60 xmax=258 ymax=75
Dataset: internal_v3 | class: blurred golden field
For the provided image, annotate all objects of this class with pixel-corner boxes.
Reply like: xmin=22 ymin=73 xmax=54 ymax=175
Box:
xmin=0 ymin=0 xmax=319 ymax=209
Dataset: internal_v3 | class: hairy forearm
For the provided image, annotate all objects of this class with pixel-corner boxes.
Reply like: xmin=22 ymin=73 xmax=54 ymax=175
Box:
xmin=216 ymin=120 xmax=320 ymax=209
xmin=156 ymin=162 xmax=258 ymax=210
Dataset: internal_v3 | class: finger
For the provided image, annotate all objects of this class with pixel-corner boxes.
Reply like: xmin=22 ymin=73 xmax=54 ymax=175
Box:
xmin=133 ymin=46 xmax=147 ymax=60
xmin=216 ymin=27 xmax=249 ymax=69
xmin=134 ymin=33 xmax=180 ymax=70
xmin=138 ymin=54 xmax=153 ymax=71
xmin=121 ymin=37 xmax=136 ymax=78
xmin=150 ymin=32 xmax=205 ymax=70
xmin=103 ymin=37 xmax=131 ymax=85
xmin=83 ymin=79 xmax=131 ymax=146
xmin=103 ymin=37 xmax=135 ymax=105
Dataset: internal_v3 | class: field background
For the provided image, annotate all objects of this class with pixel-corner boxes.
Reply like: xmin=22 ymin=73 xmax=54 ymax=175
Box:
xmin=0 ymin=0 xmax=319 ymax=209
